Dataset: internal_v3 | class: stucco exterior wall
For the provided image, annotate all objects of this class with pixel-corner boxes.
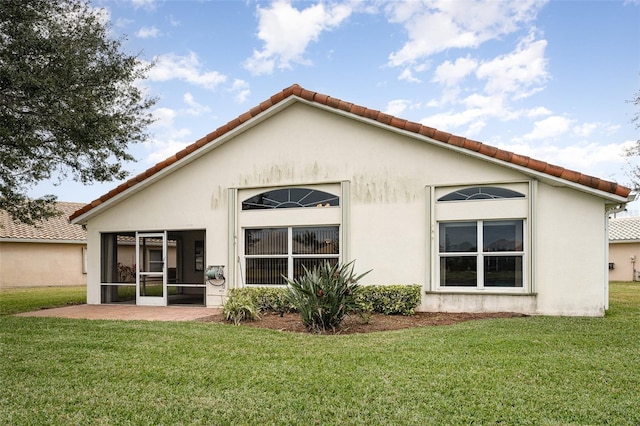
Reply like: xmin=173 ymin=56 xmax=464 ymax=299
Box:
xmin=0 ymin=241 xmax=86 ymax=288
xmin=609 ymin=242 xmax=640 ymax=282
xmin=81 ymin=102 xmax=611 ymax=315
xmin=533 ymin=185 xmax=607 ymax=316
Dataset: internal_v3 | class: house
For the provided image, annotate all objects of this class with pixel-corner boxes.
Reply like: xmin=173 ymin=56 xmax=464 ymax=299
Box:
xmin=608 ymin=217 xmax=640 ymax=282
xmin=1 ymin=202 xmax=87 ymax=288
xmin=70 ymin=84 xmax=632 ymax=316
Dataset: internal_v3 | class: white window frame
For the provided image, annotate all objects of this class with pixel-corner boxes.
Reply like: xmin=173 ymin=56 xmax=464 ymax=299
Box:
xmin=437 ymin=219 xmax=526 ymax=292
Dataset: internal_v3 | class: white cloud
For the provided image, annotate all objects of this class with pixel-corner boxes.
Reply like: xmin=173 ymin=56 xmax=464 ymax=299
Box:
xmin=183 ymin=93 xmax=211 ymax=116
xmin=421 ymin=108 xmax=489 ymax=136
xmin=433 ymin=56 xmax=478 ymax=87
xmin=476 ymin=33 xmax=549 ymax=97
xmin=146 ymin=138 xmax=192 ymax=164
xmin=386 ymin=0 xmax=547 ymax=67
xmin=522 ymin=115 xmax=575 ymax=140
xmin=151 ymin=107 xmax=177 ymax=128
xmin=421 ymin=31 xmax=550 ymax=135
xmin=495 ymin=140 xmax=635 ymax=176
xmin=131 ymin=0 xmax=156 ymax=10
xmin=114 ymin=17 xmax=133 ymax=28
xmin=526 ymin=107 xmax=552 ymax=118
xmin=398 ymin=68 xmax=421 ymax=83
xmin=385 ymin=99 xmax=411 ymax=116
xmin=230 ymin=79 xmax=251 ymax=103
xmin=244 ymin=0 xmax=352 ymax=75
xmin=136 ymin=26 xmax=160 ymax=38
xmin=168 ymin=15 xmax=180 ymax=27
xmin=147 ymin=52 xmax=227 ymax=90
xmin=569 ymin=122 xmax=618 ymax=138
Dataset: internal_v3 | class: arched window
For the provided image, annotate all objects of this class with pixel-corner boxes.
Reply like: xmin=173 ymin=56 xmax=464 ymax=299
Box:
xmin=242 ymin=188 xmax=339 ymax=210
xmin=438 ymin=186 xmax=525 ymax=202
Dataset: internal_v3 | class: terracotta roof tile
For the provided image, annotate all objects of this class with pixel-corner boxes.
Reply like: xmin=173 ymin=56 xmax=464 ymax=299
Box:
xmin=69 ymin=83 xmax=632 ymax=221
xmin=2 ymin=202 xmax=86 ymax=241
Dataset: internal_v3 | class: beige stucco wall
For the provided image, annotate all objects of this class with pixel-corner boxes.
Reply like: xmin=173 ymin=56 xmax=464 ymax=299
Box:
xmin=0 ymin=241 xmax=86 ymax=288
xmin=80 ymin=101 xmax=613 ymax=315
xmin=609 ymin=242 xmax=640 ymax=282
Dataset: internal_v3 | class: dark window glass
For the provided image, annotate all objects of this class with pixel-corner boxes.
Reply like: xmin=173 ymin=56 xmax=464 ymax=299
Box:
xmin=245 ymin=258 xmax=288 ymax=285
xmin=440 ymin=256 xmax=477 ymax=287
xmin=439 ymin=222 xmax=477 ymax=252
xmin=293 ymin=258 xmax=338 ymax=280
xmin=483 ymin=220 xmax=523 ymax=252
xmin=438 ymin=186 xmax=525 ymax=202
xmin=484 ymin=256 xmax=523 ymax=287
xmin=245 ymin=228 xmax=287 ymax=255
xmin=242 ymin=188 xmax=339 ymax=210
xmin=292 ymin=226 xmax=339 ymax=254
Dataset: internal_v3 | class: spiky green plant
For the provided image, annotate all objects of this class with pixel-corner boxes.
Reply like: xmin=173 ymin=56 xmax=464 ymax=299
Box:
xmin=223 ymin=296 xmax=259 ymax=326
xmin=284 ymin=261 xmax=370 ymax=333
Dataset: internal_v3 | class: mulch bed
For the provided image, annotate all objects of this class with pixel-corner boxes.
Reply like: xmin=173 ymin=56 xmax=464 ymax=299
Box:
xmin=199 ymin=311 xmax=526 ymax=334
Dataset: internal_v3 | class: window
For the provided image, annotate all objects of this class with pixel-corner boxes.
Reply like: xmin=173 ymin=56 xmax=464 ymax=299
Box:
xmin=439 ymin=220 xmax=524 ymax=288
xmin=242 ymin=188 xmax=339 ymax=210
xmin=244 ymin=226 xmax=339 ymax=285
xmin=438 ymin=186 xmax=525 ymax=202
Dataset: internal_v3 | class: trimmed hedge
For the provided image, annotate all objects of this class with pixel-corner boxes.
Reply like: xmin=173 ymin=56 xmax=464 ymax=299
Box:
xmin=227 ymin=284 xmax=421 ymax=316
xmin=355 ymin=285 xmax=421 ymax=316
xmin=227 ymin=287 xmax=295 ymax=315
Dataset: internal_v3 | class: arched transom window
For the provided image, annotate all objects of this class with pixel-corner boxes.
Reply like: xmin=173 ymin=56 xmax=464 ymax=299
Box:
xmin=438 ymin=186 xmax=525 ymax=202
xmin=242 ymin=188 xmax=339 ymax=210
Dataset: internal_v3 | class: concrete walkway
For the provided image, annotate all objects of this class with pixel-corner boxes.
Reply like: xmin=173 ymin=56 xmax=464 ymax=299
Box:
xmin=16 ymin=304 xmax=221 ymax=322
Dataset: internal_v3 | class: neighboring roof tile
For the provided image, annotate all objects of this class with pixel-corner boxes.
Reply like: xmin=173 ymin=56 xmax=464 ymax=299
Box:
xmin=70 ymin=84 xmax=632 ymax=221
xmin=609 ymin=217 xmax=640 ymax=242
xmin=1 ymin=202 xmax=86 ymax=241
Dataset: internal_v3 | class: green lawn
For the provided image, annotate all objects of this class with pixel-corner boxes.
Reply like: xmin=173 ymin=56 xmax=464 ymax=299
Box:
xmin=0 ymin=285 xmax=86 ymax=315
xmin=1 ymin=283 xmax=639 ymax=425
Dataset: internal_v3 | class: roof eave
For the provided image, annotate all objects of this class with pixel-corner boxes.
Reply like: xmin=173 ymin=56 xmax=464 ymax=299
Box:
xmin=70 ymin=97 xmax=300 ymax=225
xmin=298 ymin=97 xmax=630 ymax=205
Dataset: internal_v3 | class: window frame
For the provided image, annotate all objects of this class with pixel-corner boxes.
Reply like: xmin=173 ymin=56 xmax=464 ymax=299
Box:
xmin=243 ymin=225 xmax=340 ymax=286
xmin=437 ymin=219 xmax=526 ymax=291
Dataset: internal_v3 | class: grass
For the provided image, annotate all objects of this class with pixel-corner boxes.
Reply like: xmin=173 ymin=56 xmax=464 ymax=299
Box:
xmin=0 ymin=285 xmax=86 ymax=315
xmin=1 ymin=283 xmax=639 ymax=425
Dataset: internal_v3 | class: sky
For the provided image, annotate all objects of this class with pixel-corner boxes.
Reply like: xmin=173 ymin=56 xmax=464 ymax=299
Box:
xmin=30 ymin=0 xmax=640 ymax=212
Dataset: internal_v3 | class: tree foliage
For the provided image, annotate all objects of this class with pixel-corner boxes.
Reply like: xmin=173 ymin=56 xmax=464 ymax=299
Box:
xmin=625 ymin=85 xmax=640 ymax=189
xmin=0 ymin=0 xmax=156 ymax=224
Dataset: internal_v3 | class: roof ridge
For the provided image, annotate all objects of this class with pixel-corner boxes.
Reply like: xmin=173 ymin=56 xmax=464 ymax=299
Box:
xmin=70 ymin=84 xmax=632 ymax=221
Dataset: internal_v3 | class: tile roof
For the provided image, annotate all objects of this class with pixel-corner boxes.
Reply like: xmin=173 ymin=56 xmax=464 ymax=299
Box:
xmin=609 ymin=217 xmax=640 ymax=242
xmin=1 ymin=202 xmax=86 ymax=242
xmin=70 ymin=83 xmax=632 ymax=222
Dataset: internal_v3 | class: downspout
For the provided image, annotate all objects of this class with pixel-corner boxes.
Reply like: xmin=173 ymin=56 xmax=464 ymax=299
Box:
xmin=604 ymin=212 xmax=610 ymax=311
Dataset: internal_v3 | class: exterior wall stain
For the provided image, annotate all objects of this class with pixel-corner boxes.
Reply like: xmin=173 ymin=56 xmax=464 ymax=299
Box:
xmin=352 ymin=172 xmax=419 ymax=204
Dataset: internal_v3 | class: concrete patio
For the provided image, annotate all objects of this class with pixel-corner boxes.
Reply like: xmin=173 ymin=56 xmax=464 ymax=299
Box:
xmin=16 ymin=304 xmax=221 ymax=322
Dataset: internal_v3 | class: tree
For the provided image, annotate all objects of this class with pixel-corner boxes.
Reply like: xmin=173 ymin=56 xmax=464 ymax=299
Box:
xmin=625 ymin=85 xmax=640 ymax=189
xmin=0 ymin=0 xmax=156 ymax=224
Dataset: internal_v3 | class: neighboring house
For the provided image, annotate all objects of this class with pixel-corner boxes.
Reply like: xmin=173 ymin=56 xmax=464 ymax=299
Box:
xmin=70 ymin=84 xmax=632 ymax=316
xmin=609 ymin=217 xmax=640 ymax=282
xmin=1 ymin=202 xmax=87 ymax=288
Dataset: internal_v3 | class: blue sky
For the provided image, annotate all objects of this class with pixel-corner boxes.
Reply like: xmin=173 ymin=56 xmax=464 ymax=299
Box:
xmin=32 ymin=0 xmax=640 ymax=211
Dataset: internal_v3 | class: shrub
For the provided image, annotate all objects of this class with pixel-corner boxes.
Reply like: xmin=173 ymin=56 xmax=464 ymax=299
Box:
xmin=222 ymin=296 xmax=259 ymax=325
xmin=355 ymin=285 xmax=421 ymax=315
xmin=227 ymin=287 xmax=295 ymax=315
xmin=284 ymin=261 xmax=370 ymax=333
